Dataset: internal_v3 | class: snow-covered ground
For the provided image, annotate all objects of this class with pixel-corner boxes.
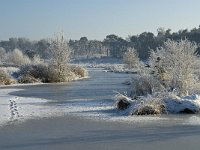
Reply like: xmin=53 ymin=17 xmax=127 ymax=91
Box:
xmin=1 ymin=87 xmax=200 ymax=128
xmin=72 ymin=57 xmax=137 ymax=73
xmin=0 ymin=87 xmax=163 ymax=127
xmin=115 ymin=93 xmax=200 ymax=115
xmin=0 ymin=88 xmax=51 ymax=127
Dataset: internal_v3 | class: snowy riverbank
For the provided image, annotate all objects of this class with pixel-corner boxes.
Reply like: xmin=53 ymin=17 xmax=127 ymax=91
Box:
xmin=1 ymin=69 xmax=200 ymax=127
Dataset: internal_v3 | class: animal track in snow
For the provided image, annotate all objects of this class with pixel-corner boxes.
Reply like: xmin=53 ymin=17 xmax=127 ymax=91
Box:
xmin=9 ymin=97 xmax=22 ymax=120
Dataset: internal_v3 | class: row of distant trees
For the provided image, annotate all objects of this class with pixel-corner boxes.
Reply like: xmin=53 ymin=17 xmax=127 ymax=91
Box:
xmin=1 ymin=26 xmax=200 ymax=60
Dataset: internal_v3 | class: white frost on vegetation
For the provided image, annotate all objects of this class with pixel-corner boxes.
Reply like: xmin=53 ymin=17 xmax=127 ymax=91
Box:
xmin=1 ymin=88 xmax=200 ymax=127
xmin=114 ymin=93 xmax=200 ymax=115
xmin=0 ymin=67 xmax=19 ymax=76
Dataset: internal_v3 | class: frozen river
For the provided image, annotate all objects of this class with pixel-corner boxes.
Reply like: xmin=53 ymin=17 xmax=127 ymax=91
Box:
xmin=0 ymin=68 xmax=200 ymax=150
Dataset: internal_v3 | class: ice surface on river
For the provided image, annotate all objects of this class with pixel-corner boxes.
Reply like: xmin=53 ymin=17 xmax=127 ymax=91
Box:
xmin=1 ymin=68 xmax=200 ymax=127
xmin=0 ymin=88 xmax=168 ymax=127
xmin=1 ymin=87 xmax=200 ymax=127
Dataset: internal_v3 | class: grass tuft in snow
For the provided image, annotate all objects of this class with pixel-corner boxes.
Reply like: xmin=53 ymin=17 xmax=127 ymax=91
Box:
xmin=0 ymin=69 xmax=16 ymax=85
xmin=69 ymin=65 xmax=88 ymax=78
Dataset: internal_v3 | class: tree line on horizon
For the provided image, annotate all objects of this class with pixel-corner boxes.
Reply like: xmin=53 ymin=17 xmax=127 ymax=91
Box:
xmin=1 ymin=26 xmax=200 ymax=61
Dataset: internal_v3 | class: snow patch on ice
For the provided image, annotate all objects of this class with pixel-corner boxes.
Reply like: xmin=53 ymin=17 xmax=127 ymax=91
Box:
xmin=184 ymin=116 xmax=200 ymax=125
xmin=165 ymin=94 xmax=200 ymax=113
xmin=0 ymin=88 xmax=50 ymax=127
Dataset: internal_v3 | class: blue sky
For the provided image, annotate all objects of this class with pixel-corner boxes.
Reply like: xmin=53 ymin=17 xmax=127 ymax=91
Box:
xmin=0 ymin=0 xmax=200 ymax=40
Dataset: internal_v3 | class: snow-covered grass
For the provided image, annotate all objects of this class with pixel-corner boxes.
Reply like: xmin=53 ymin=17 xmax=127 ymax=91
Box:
xmin=69 ymin=65 xmax=88 ymax=78
xmin=0 ymin=68 xmax=17 ymax=85
xmin=115 ymin=93 xmax=200 ymax=115
xmin=164 ymin=94 xmax=200 ymax=114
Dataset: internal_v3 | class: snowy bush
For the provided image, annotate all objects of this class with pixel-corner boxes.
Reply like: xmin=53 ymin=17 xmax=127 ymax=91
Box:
xmin=17 ymin=64 xmax=49 ymax=83
xmin=116 ymin=39 xmax=200 ymax=115
xmin=0 ymin=69 xmax=16 ymax=85
xmin=130 ymin=92 xmax=167 ymax=115
xmin=69 ymin=65 xmax=88 ymax=78
xmin=47 ymin=32 xmax=72 ymax=82
xmin=5 ymin=48 xmax=31 ymax=66
xmin=129 ymin=75 xmax=164 ymax=97
xmin=0 ymin=47 xmax=6 ymax=62
xmin=123 ymin=47 xmax=140 ymax=69
xmin=16 ymin=36 xmax=87 ymax=83
xmin=47 ymin=64 xmax=76 ymax=82
xmin=18 ymin=74 xmax=41 ymax=83
xmin=114 ymin=92 xmax=167 ymax=115
xmin=0 ymin=67 xmax=19 ymax=76
xmin=149 ymin=39 xmax=199 ymax=97
xmin=32 ymin=55 xmax=43 ymax=64
xmin=18 ymin=64 xmax=74 ymax=83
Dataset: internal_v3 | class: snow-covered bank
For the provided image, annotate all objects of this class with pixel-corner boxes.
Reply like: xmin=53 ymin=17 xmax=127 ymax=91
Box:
xmin=1 ymin=67 xmax=200 ymax=127
xmin=0 ymin=88 xmax=167 ymax=127
xmin=0 ymin=89 xmax=50 ymax=127
xmin=165 ymin=95 xmax=200 ymax=113
xmin=1 ymin=87 xmax=200 ymax=127
xmin=72 ymin=57 xmax=137 ymax=74
xmin=115 ymin=94 xmax=200 ymax=116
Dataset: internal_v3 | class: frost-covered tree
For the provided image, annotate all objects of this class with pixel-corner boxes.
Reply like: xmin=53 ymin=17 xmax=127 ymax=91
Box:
xmin=123 ymin=47 xmax=140 ymax=69
xmin=5 ymin=48 xmax=31 ymax=66
xmin=48 ymin=32 xmax=72 ymax=82
xmin=149 ymin=39 xmax=199 ymax=96
xmin=0 ymin=47 xmax=6 ymax=62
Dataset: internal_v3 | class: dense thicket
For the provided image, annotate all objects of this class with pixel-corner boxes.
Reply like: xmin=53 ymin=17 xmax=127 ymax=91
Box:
xmin=1 ymin=26 xmax=200 ymax=60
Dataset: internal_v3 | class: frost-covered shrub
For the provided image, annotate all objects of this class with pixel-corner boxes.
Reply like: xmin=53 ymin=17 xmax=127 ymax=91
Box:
xmin=47 ymin=64 xmax=76 ymax=82
xmin=70 ymin=65 xmax=88 ymax=77
xmin=0 ymin=69 xmax=16 ymax=85
xmin=0 ymin=67 xmax=19 ymax=76
xmin=49 ymin=33 xmax=71 ymax=72
xmin=149 ymin=39 xmax=199 ymax=97
xmin=32 ymin=55 xmax=43 ymax=64
xmin=18 ymin=74 xmax=41 ymax=83
xmin=129 ymin=75 xmax=164 ymax=98
xmin=0 ymin=47 xmax=6 ymax=62
xmin=18 ymin=64 xmax=49 ymax=83
xmin=18 ymin=63 xmax=77 ymax=83
xmin=123 ymin=47 xmax=140 ymax=69
xmin=5 ymin=48 xmax=31 ymax=66
xmin=131 ymin=93 xmax=167 ymax=115
xmin=46 ymin=32 xmax=74 ymax=82
xmin=114 ymin=92 xmax=167 ymax=115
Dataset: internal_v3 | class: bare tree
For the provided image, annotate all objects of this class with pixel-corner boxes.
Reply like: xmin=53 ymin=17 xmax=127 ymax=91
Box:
xmin=149 ymin=39 xmax=199 ymax=96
